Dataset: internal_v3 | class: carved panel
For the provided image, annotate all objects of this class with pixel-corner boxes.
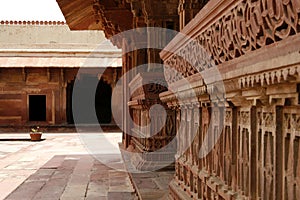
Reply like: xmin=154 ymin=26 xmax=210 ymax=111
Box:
xmin=165 ymin=110 xmax=176 ymax=136
xmin=199 ymin=0 xmax=298 ymax=64
xmin=164 ymin=44 xmax=214 ymax=84
xmin=211 ymin=107 xmax=222 ymax=177
xmin=192 ymin=107 xmax=201 ymax=166
xmin=200 ymin=107 xmax=211 ymax=172
xmin=282 ymin=107 xmax=300 ymax=200
xmin=257 ymin=106 xmax=276 ymax=199
xmin=222 ymin=108 xmax=233 ymax=186
xmin=237 ymin=107 xmax=251 ymax=196
xmin=178 ymin=107 xmax=187 ymax=158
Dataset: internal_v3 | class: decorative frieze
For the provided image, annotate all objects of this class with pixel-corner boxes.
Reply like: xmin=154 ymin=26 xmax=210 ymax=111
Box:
xmin=162 ymin=0 xmax=300 ymax=87
xmin=239 ymin=65 xmax=300 ymax=88
xmin=199 ymin=0 xmax=300 ymax=65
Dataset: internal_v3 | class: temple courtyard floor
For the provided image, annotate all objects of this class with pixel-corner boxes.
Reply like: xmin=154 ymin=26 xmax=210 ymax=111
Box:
xmin=0 ymin=133 xmax=173 ymax=200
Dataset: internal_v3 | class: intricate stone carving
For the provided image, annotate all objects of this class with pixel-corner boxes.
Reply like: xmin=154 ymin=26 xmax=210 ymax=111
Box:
xmin=262 ymin=111 xmax=275 ymax=128
xmin=162 ymin=1 xmax=300 ymax=200
xmin=282 ymin=107 xmax=300 ymax=199
xmin=200 ymin=0 xmax=300 ymax=65
xmin=164 ymin=0 xmax=300 ymax=84
xmin=239 ymin=65 xmax=300 ymax=88
xmin=236 ymin=108 xmax=251 ymax=196
xmin=164 ymin=44 xmax=214 ymax=84
xmin=238 ymin=110 xmax=250 ymax=126
xmin=225 ymin=109 xmax=232 ymax=124
xmin=256 ymin=107 xmax=277 ymax=199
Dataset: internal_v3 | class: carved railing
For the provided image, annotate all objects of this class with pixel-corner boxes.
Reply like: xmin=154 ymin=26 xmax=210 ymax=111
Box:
xmin=162 ymin=0 xmax=300 ymax=85
xmin=160 ymin=0 xmax=300 ymax=199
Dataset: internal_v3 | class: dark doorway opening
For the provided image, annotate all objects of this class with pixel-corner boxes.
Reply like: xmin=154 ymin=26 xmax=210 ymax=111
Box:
xmin=66 ymin=81 xmax=74 ymax=124
xmin=29 ymin=95 xmax=46 ymax=121
xmin=68 ymin=69 xmax=118 ymax=125
xmin=95 ymin=79 xmax=112 ymax=124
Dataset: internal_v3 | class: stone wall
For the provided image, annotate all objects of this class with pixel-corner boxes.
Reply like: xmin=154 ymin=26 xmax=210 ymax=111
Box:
xmin=0 ymin=68 xmax=67 ymax=125
xmin=0 ymin=67 xmax=122 ymax=127
xmin=0 ymin=22 xmax=122 ymax=129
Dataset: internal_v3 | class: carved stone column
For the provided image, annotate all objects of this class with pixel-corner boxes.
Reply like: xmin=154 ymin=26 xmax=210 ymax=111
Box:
xmin=127 ymin=72 xmax=177 ymax=170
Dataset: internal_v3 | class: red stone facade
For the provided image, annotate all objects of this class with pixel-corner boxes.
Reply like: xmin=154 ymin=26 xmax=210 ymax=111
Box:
xmin=0 ymin=68 xmax=68 ymax=125
xmin=0 ymin=22 xmax=122 ymax=130
xmin=0 ymin=67 xmax=121 ymax=127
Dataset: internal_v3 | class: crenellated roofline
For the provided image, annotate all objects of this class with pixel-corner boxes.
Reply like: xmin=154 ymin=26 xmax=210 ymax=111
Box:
xmin=0 ymin=20 xmax=66 ymax=26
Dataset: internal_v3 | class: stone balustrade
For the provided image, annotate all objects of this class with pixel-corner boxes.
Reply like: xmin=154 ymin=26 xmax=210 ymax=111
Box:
xmin=160 ymin=0 xmax=300 ymax=199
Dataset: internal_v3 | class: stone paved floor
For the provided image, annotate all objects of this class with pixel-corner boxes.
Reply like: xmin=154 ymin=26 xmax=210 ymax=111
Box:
xmin=0 ymin=133 xmax=136 ymax=200
xmin=129 ymin=171 xmax=173 ymax=200
xmin=119 ymin=146 xmax=174 ymax=200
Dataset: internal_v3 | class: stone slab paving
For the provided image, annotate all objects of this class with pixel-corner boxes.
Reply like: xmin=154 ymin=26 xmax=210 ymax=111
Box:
xmin=0 ymin=133 xmax=136 ymax=200
xmin=128 ymin=171 xmax=174 ymax=200
xmin=119 ymin=145 xmax=174 ymax=200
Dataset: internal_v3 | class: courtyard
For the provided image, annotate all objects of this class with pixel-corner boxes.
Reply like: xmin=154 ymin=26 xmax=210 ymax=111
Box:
xmin=0 ymin=0 xmax=300 ymax=199
xmin=0 ymin=133 xmax=134 ymax=199
xmin=0 ymin=133 xmax=173 ymax=200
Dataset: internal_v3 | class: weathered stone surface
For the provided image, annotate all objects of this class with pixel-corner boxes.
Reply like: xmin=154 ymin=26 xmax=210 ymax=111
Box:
xmin=160 ymin=1 xmax=300 ymax=199
xmin=1 ymin=133 xmax=136 ymax=200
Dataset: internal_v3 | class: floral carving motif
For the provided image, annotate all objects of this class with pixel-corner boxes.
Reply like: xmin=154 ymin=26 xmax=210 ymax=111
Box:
xmin=284 ymin=113 xmax=300 ymax=131
xmin=225 ymin=109 xmax=232 ymax=124
xmin=200 ymin=0 xmax=300 ymax=64
xmin=164 ymin=0 xmax=300 ymax=84
xmin=262 ymin=112 xmax=275 ymax=127
xmin=238 ymin=111 xmax=250 ymax=125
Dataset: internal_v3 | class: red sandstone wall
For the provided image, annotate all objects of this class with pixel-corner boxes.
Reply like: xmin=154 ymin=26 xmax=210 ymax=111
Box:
xmin=0 ymin=68 xmax=66 ymax=126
